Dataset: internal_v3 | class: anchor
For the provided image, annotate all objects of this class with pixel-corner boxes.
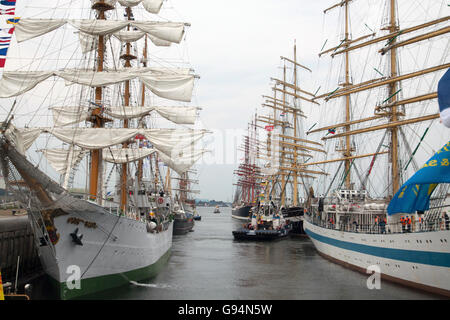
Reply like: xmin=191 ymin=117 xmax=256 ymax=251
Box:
xmin=70 ymin=228 xmax=83 ymax=246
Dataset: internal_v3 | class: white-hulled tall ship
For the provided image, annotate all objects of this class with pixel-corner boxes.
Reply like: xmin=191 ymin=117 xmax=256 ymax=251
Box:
xmin=0 ymin=0 xmax=207 ymax=299
xmin=303 ymin=0 xmax=450 ymax=296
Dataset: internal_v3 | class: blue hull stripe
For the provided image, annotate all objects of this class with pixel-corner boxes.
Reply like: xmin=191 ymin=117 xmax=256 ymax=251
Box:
xmin=305 ymin=227 xmax=450 ymax=268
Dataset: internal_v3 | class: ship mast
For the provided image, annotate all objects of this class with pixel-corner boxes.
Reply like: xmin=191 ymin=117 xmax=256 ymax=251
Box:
xmin=343 ymin=0 xmax=352 ymax=189
xmin=310 ymin=0 xmax=448 ymax=198
xmin=387 ymin=0 xmax=400 ymax=196
xmin=119 ymin=6 xmax=135 ymax=213
xmin=89 ymin=0 xmax=113 ymax=202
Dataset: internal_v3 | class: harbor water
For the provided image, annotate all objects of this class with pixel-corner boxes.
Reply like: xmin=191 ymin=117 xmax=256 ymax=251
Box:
xmin=29 ymin=207 xmax=442 ymax=300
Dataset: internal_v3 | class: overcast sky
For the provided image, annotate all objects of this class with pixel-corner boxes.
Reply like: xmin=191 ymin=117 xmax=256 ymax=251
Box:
xmin=167 ymin=0 xmax=327 ymax=201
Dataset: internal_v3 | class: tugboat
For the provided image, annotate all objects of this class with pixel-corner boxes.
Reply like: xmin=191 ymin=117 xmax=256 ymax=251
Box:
xmin=232 ymin=202 xmax=292 ymax=241
xmin=213 ymin=205 xmax=220 ymax=214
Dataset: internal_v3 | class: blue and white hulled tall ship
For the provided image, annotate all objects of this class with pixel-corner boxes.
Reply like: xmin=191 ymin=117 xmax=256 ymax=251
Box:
xmin=0 ymin=0 xmax=207 ymax=299
xmin=303 ymin=0 xmax=450 ymax=296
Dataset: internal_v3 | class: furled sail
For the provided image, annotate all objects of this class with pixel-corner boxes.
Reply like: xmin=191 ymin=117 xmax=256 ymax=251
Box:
xmin=50 ymin=105 xmax=199 ymax=126
xmin=90 ymin=0 xmax=164 ymax=14
xmin=15 ymin=19 xmax=186 ymax=44
xmin=157 ymin=149 xmax=208 ymax=175
xmin=4 ymin=125 xmax=44 ymax=155
xmin=44 ymin=128 xmax=208 ymax=155
xmin=39 ymin=147 xmax=88 ymax=175
xmin=118 ymin=0 xmax=164 ymax=14
xmin=0 ymin=69 xmax=195 ymax=102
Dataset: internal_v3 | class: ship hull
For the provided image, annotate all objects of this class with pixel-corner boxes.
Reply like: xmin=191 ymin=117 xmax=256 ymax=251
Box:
xmin=173 ymin=217 xmax=194 ymax=235
xmin=231 ymin=205 xmax=252 ymax=221
xmin=29 ymin=209 xmax=173 ymax=300
xmin=303 ymin=219 xmax=450 ymax=297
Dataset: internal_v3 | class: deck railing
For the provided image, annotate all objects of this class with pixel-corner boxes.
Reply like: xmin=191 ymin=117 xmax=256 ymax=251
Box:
xmin=306 ymin=213 xmax=450 ymax=234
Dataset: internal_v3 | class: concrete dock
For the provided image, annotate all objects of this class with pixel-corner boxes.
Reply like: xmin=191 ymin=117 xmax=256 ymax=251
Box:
xmin=0 ymin=211 xmax=43 ymax=285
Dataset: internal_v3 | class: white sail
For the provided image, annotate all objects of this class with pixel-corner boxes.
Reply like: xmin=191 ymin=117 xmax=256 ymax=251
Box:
xmin=15 ymin=19 xmax=185 ymax=44
xmin=0 ymin=69 xmax=195 ymax=102
xmin=39 ymin=148 xmax=88 ymax=175
xmin=157 ymin=149 xmax=208 ymax=175
xmin=104 ymin=105 xmax=198 ymax=124
xmin=148 ymin=34 xmax=172 ymax=46
xmin=4 ymin=125 xmax=43 ymax=155
xmin=50 ymin=105 xmax=198 ymax=127
xmin=113 ymin=30 xmax=146 ymax=43
xmin=41 ymin=128 xmax=207 ymax=153
xmin=50 ymin=106 xmax=91 ymax=127
xmin=118 ymin=0 xmax=164 ymax=14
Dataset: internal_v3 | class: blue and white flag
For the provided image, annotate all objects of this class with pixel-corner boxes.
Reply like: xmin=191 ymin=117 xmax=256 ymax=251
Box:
xmin=438 ymin=68 xmax=450 ymax=128
xmin=387 ymin=141 xmax=450 ymax=215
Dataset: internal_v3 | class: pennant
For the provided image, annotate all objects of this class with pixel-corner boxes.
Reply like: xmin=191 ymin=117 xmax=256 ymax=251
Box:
xmin=0 ymin=27 xmax=15 ymax=34
xmin=0 ymin=43 xmax=9 ymax=56
xmin=6 ymin=17 xmax=20 ymax=25
xmin=0 ymin=8 xmax=14 ymax=15
xmin=0 ymin=0 xmax=16 ymax=5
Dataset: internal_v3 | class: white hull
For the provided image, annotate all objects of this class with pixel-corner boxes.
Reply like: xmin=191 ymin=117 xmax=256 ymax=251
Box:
xmin=303 ymin=219 xmax=450 ymax=297
xmin=29 ymin=206 xmax=172 ymax=299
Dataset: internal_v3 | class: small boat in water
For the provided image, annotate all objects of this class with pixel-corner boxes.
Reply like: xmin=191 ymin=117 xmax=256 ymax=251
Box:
xmin=232 ymin=203 xmax=291 ymax=241
xmin=213 ymin=206 xmax=220 ymax=214
xmin=193 ymin=209 xmax=201 ymax=221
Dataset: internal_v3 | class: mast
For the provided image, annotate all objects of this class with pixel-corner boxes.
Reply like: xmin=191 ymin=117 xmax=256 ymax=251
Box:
xmin=343 ymin=0 xmax=352 ymax=189
xmin=137 ymin=35 xmax=148 ymax=184
xmin=387 ymin=0 xmax=400 ymax=196
xmin=280 ymin=63 xmax=287 ymax=206
xmin=89 ymin=1 xmax=112 ymax=202
xmin=120 ymin=6 xmax=134 ymax=213
xmin=292 ymin=42 xmax=298 ymax=206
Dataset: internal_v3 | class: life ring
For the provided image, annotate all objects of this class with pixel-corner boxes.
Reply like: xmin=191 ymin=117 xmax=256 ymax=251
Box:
xmin=158 ymin=197 xmax=164 ymax=204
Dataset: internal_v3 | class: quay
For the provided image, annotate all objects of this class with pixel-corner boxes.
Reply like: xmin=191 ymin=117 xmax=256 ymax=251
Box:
xmin=0 ymin=209 xmax=43 ymax=288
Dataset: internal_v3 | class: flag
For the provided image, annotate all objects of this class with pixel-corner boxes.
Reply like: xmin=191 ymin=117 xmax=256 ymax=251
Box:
xmin=265 ymin=125 xmax=274 ymax=132
xmin=0 ymin=36 xmax=11 ymax=43
xmin=6 ymin=17 xmax=20 ymax=25
xmin=0 ymin=44 xmax=8 ymax=55
xmin=0 ymin=8 xmax=14 ymax=15
xmin=0 ymin=27 xmax=14 ymax=35
xmin=0 ymin=42 xmax=9 ymax=67
xmin=387 ymin=140 xmax=450 ymax=215
xmin=0 ymin=0 xmax=16 ymax=6
xmin=328 ymin=128 xmax=336 ymax=134
xmin=438 ymin=68 xmax=450 ymax=128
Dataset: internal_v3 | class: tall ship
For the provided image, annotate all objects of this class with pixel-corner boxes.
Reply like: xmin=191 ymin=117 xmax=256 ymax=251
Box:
xmin=232 ymin=118 xmax=262 ymax=220
xmin=171 ymin=170 xmax=200 ymax=234
xmin=302 ymin=0 xmax=450 ymax=296
xmin=256 ymin=43 xmax=324 ymax=234
xmin=0 ymin=0 xmax=207 ymax=299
